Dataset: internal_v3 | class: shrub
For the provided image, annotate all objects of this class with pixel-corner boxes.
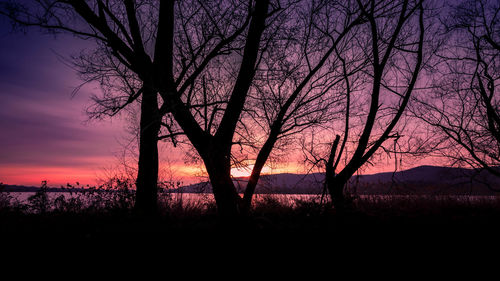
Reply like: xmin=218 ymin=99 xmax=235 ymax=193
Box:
xmin=27 ymin=181 xmax=50 ymax=214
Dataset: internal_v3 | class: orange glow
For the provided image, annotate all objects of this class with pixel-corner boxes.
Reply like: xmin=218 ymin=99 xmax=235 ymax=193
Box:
xmin=230 ymin=162 xmax=305 ymax=178
xmin=0 ymin=164 xmax=100 ymax=187
xmin=231 ymin=165 xmax=253 ymax=178
xmin=0 ymin=155 xmax=440 ymax=187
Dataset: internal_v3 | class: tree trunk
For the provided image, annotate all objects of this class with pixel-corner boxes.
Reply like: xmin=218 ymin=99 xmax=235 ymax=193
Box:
xmin=209 ymin=171 xmax=241 ymax=219
xmin=204 ymin=153 xmax=241 ymax=219
xmin=241 ymin=171 xmax=261 ymax=214
xmin=326 ymin=173 xmax=349 ymax=211
xmin=241 ymin=134 xmax=277 ymax=213
xmin=134 ymin=86 xmax=161 ymax=215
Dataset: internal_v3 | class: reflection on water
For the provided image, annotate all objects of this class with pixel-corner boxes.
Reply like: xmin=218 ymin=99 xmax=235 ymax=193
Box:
xmin=7 ymin=191 xmax=500 ymax=206
xmin=7 ymin=192 xmax=322 ymax=205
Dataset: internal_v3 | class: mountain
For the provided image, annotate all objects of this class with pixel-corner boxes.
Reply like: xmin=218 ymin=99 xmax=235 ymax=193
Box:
xmin=177 ymin=165 xmax=500 ymax=195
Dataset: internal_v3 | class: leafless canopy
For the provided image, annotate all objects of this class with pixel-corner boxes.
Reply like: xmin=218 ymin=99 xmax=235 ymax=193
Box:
xmin=415 ymin=0 xmax=500 ymax=177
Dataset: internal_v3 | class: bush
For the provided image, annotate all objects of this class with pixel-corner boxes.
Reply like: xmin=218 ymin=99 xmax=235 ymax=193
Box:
xmin=27 ymin=181 xmax=50 ymax=214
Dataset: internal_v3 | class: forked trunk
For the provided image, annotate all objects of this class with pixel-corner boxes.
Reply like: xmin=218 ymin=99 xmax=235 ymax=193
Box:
xmin=204 ymin=154 xmax=242 ymax=218
xmin=135 ymin=87 xmax=161 ymax=215
xmin=324 ymin=135 xmax=348 ymax=210
xmin=209 ymin=172 xmax=241 ymax=219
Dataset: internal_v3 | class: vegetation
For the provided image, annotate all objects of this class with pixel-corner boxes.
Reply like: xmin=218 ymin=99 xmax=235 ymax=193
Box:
xmin=2 ymin=181 xmax=500 ymax=242
xmin=0 ymin=1 xmax=500 ymax=236
xmin=0 ymin=0 xmax=437 ymax=216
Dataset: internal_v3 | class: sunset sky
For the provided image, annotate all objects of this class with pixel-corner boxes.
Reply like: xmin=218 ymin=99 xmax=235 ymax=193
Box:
xmin=0 ymin=15 xmax=436 ymax=188
xmin=0 ymin=18 xmax=264 ymax=187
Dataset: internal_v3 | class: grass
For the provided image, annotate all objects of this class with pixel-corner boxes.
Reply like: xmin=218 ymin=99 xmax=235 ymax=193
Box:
xmin=2 ymin=181 xmax=500 ymax=245
xmin=3 ymin=189 xmax=500 ymax=267
xmin=3 ymin=183 xmax=499 ymax=271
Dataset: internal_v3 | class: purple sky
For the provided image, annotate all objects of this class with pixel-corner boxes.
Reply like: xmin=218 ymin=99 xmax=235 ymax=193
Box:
xmin=0 ymin=15 xmax=436 ymax=187
xmin=0 ymin=18 xmax=249 ymax=187
xmin=0 ymin=18 xmax=129 ymax=186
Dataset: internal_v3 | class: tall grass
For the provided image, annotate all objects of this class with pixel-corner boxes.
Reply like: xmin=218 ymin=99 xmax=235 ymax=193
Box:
xmin=0 ymin=179 xmax=135 ymax=215
xmin=2 ymin=180 xmax=500 ymax=228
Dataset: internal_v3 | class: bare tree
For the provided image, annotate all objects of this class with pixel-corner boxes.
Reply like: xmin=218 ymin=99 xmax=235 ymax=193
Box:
xmin=300 ymin=0 xmax=427 ymax=209
xmin=1 ymin=0 xmax=431 ymax=217
xmin=0 ymin=0 xmax=270 ymax=216
xmin=238 ymin=0 xmax=368 ymax=212
xmin=414 ymin=0 xmax=500 ymax=180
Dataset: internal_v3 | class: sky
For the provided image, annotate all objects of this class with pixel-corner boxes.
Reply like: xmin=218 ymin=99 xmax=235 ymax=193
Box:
xmin=0 ymin=18 xmax=131 ymax=187
xmin=0 ymin=15 xmax=437 ymax=188
xmin=0 ymin=17 xmax=254 ymax=187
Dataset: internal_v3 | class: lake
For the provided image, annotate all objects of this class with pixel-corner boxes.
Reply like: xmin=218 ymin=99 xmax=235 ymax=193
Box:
xmin=6 ymin=191 xmax=500 ymax=208
xmin=6 ymin=191 xmax=324 ymax=206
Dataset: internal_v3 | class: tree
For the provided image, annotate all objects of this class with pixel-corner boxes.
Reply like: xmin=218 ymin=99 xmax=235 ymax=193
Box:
xmin=0 ymin=0 xmax=270 ymax=216
xmin=1 ymin=0 xmax=429 ymax=216
xmin=149 ymin=0 xmax=369 ymax=215
xmin=2 ymin=0 xmax=319 ymax=218
xmin=238 ymin=0 xmax=368 ymax=212
xmin=414 ymin=0 xmax=500 ymax=181
xmin=301 ymin=0 xmax=427 ymax=209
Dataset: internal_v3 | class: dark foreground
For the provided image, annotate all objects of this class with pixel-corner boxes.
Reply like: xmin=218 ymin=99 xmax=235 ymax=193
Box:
xmin=2 ymin=193 xmax=499 ymax=275
xmin=2 ymin=193 xmax=500 ymax=243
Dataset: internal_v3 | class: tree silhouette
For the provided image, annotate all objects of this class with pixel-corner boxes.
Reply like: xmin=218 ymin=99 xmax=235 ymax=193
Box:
xmin=301 ymin=0 xmax=427 ymax=209
xmin=239 ymin=0 xmax=368 ymax=212
xmin=0 ymin=0 xmax=271 ymax=216
xmin=0 ymin=0 xmax=436 ymax=216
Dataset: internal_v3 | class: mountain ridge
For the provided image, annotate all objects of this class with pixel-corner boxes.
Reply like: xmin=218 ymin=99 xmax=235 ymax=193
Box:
xmin=178 ymin=165 xmax=500 ymax=195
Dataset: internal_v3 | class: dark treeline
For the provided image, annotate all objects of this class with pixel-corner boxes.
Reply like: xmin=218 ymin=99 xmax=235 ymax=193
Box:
xmin=0 ymin=0 xmax=499 ymax=220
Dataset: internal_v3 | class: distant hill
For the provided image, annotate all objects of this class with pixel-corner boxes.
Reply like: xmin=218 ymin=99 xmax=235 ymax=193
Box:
xmin=1 ymin=185 xmax=41 ymax=192
xmin=177 ymin=165 xmax=500 ymax=195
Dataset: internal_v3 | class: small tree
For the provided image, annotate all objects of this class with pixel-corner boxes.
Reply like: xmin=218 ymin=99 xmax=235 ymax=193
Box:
xmin=239 ymin=0 xmax=368 ymax=212
xmin=302 ymin=0 xmax=427 ymax=209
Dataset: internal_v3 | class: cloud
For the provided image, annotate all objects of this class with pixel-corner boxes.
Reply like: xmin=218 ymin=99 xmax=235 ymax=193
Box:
xmin=0 ymin=21 xmax=130 ymax=185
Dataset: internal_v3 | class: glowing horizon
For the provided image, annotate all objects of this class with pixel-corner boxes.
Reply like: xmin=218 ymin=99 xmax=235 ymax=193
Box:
xmin=0 ymin=14 xmax=440 ymax=189
xmin=0 ymin=157 xmax=436 ymax=187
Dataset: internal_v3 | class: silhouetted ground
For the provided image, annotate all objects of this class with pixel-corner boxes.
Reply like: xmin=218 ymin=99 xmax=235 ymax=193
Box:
xmin=2 ymin=193 xmax=500 ymax=245
xmin=2 ymin=197 xmax=500 ymax=274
